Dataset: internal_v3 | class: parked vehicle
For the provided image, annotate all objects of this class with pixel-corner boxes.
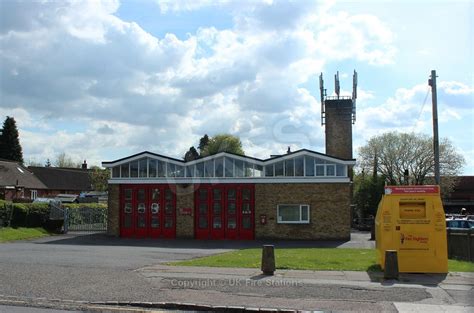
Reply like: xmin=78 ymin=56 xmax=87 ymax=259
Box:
xmin=33 ymin=197 xmax=57 ymax=203
xmin=54 ymin=194 xmax=78 ymax=203
xmin=446 ymin=219 xmax=474 ymax=230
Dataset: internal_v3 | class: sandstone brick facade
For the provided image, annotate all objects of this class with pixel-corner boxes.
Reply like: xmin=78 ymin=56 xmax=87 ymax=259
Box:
xmin=175 ymin=184 xmax=195 ymax=238
xmin=107 ymin=184 xmax=120 ymax=237
xmin=255 ymin=183 xmax=351 ymax=240
xmin=107 ymin=182 xmax=351 ymax=240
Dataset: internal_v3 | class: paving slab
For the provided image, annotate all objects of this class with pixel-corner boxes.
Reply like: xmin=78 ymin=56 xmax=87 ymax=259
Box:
xmin=394 ymin=302 xmax=473 ymax=313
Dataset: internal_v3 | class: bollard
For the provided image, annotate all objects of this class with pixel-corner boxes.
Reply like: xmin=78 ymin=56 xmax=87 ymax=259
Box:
xmin=384 ymin=250 xmax=399 ymax=280
xmin=370 ymin=224 xmax=375 ymax=241
xmin=261 ymin=245 xmax=275 ymax=275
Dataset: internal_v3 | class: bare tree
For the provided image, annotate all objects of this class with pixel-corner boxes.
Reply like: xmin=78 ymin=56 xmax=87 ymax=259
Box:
xmin=54 ymin=152 xmax=81 ymax=168
xmin=358 ymin=132 xmax=464 ymax=196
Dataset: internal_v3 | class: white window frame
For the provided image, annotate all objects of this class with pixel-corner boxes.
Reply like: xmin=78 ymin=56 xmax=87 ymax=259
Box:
xmin=30 ymin=190 xmax=38 ymax=200
xmin=277 ymin=204 xmax=310 ymax=224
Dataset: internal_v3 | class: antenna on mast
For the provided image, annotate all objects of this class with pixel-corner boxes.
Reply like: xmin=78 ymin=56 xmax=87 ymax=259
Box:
xmin=352 ymin=70 xmax=358 ymax=100
xmin=319 ymin=70 xmax=357 ymax=126
xmin=319 ymin=73 xmax=326 ymax=126
xmin=352 ymin=70 xmax=357 ymax=123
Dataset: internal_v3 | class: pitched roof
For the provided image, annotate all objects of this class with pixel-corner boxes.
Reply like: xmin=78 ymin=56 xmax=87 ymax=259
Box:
xmin=0 ymin=160 xmax=47 ymax=189
xmin=102 ymin=148 xmax=356 ymax=167
xmin=28 ymin=166 xmax=92 ymax=191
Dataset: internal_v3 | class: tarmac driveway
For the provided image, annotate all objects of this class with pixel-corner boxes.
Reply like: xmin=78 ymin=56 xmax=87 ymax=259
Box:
xmin=1 ymin=232 xmax=470 ymax=312
xmin=0 ymin=232 xmax=236 ymax=270
xmin=0 ymin=230 xmax=374 ymax=270
xmin=0 ymin=232 xmax=238 ymax=304
xmin=0 ymin=231 xmax=385 ymax=310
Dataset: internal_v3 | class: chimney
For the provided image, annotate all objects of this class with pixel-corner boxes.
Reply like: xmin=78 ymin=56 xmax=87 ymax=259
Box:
xmin=287 ymin=146 xmax=291 ymax=154
xmin=82 ymin=160 xmax=87 ymax=170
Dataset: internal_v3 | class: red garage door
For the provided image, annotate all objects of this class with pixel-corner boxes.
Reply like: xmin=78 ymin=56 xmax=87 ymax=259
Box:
xmin=120 ymin=185 xmax=176 ymax=238
xmin=195 ymin=184 xmax=254 ymax=240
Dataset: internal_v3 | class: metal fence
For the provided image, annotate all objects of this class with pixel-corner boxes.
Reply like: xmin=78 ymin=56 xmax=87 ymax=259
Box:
xmin=447 ymin=228 xmax=474 ymax=262
xmin=66 ymin=206 xmax=107 ymax=232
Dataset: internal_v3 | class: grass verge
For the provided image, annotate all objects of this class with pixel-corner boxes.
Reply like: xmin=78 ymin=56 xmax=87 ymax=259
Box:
xmin=170 ymin=248 xmax=474 ymax=272
xmin=0 ymin=227 xmax=51 ymax=243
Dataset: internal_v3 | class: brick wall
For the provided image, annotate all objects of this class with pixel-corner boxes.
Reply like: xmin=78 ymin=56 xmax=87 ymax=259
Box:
xmin=107 ymin=184 xmax=120 ymax=236
xmin=325 ymin=99 xmax=353 ymax=160
xmin=255 ymin=183 xmax=351 ymax=240
xmin=175 ymin=184 xmax=195 ymax=238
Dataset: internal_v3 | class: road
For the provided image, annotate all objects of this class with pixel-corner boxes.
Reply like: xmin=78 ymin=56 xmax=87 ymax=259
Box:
xmin=0 ymin=232 xmax=471 ymax=312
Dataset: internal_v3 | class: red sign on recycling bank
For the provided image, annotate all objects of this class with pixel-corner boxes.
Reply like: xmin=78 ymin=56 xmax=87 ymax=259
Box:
xmin=384 ymin=185 xmax=439 ymax=195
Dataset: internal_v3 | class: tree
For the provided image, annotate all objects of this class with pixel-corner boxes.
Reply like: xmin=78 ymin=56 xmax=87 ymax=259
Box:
xmin=54 ymin=152 xmax=80 ymax=168
xmin=25 ymin=159 xmax=43 ymax=167
xmin=201 ymin=134 xmax=245 ymax=156
xmin=198 ymin=134 xmax=210 ymax=154
xmin=353 ymin=172 xmax=385 ymax=218
xmin=89 ymin=166 xmax=109 ymax=191
xmin=183 ymin=146 xmax=199 ymax=161
xmin=0 ymin=116 xmax=24 ymax=163
xmin=358 ymin=131 xmax=465 ymax=195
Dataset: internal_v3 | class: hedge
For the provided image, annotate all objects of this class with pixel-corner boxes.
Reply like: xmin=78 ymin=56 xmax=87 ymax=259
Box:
xmin=0 ymin=200 xmax=106 ymax=230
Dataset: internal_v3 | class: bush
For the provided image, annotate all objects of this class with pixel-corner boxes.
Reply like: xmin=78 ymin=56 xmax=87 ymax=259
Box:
xmin=63 ymin=203 xmax=107 ymax=210
xmin=43 ymin=219 xmax=64 ymax=233
xmin=1 ymin=202 xmax=50 ymax=228
xmin=0 ymin=201 xmax=107 ymax=229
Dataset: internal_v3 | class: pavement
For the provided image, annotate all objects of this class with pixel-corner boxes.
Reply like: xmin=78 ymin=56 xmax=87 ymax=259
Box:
xmin=0 ymin=231 xmax=472 ymax=312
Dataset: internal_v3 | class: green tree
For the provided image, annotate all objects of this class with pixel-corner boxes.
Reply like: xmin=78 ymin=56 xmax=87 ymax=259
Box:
xmin=358 ymin=131 xmax=465 ymax=196
xmin=183 ymin=146 xmax=199 ymax=161
xmin=353 ymin=173 xmax=385 ymax=218
xmin=198 ymin=134 xmax=210 ymax=155
xmin=0 ymin=116 xmax=24 ymax=163
xmin=201 ymin=134 xmax=245 ymax=156
xmin=89 ymin=166 xmax=110 ymax=191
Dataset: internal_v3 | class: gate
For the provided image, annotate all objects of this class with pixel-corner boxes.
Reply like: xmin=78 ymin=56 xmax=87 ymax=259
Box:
xmin=66 ymin=206 xmax=107 ymax=232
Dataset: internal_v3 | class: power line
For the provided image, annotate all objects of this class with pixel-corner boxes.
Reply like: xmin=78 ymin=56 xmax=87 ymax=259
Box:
xmin=411 ymin=86 xmax=431 ymax=133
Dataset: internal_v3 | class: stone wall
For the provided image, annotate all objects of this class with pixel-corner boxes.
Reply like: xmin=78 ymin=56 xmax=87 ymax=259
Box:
xmin=107 ymin=184 xmax=120 ymax=236
xmin=254 ymin=183 xmax=351 ymax=240
xmin=175 ymin=184 xmax=195 ymax=238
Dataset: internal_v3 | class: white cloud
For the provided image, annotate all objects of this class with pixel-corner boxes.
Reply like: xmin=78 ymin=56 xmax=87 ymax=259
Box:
xmin=353 ymin=80 xmax=474 ymax=173
xmin=156 ymin=0 xmax=230 ymax=13
xmin=1 ymin=0 xmax=399 ymax=166
xmin=315 ymin=12 xmax=396 ymax=65
xmin=355 ymin=80 xmax=474 ymax=141
xmin=440 ymin=81 xmax=474 ymax=95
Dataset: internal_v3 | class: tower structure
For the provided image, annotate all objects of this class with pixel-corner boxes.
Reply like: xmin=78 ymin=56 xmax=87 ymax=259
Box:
xmin=319 ymin=71 xmax=357 ymax=159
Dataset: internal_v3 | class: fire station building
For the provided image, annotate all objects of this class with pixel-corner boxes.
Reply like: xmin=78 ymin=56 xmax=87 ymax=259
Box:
xmin=102 ymin=71 xmax=358 ymax=240
xmin=103 ymin=149 xmax=355 ymax=240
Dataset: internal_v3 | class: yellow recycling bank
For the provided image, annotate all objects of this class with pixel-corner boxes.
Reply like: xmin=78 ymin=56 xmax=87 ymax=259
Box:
xmin=375 ymin=185 xmax=448 ymax=273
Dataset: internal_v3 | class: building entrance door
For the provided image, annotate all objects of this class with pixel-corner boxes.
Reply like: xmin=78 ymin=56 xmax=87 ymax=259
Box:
xmin=195 ymin=184 xmax=254 ymax=240
xmin=120 ymin=185 xmax=176 ymax=238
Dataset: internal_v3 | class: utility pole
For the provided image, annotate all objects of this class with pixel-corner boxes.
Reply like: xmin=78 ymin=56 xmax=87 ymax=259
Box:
xmin=428 ymin=70 xmax=440 ymax=185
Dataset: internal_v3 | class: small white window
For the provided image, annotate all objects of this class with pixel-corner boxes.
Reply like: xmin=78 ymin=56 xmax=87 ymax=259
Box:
xmin=31 ymin=190 xmax=38 ymax=200
xmin=277 ymin=204 xmax=310 ymax=224
xmin=326 ymin=164 xmax=336 ymax=176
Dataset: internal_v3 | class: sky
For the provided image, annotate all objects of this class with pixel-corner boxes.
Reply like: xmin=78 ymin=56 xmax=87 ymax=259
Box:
xmin=0 ymin=0 xmax=473 ymax=174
